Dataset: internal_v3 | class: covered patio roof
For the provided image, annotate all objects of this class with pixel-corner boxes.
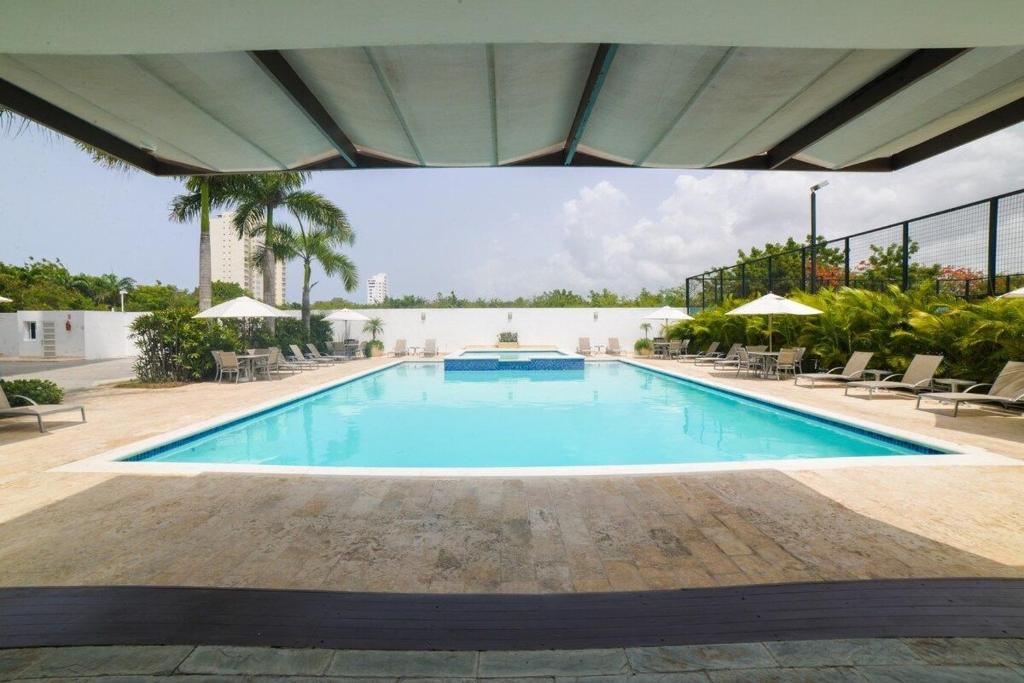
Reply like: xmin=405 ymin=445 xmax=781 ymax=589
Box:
xmin=3 ymin=0 xmax=1024 ymax=175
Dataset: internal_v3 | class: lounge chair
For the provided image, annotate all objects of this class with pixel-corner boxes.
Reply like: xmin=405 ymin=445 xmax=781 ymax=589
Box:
xmin=577 ymin=337 xmax=592 ymax=355
xmin=317 ymin=342 xmax=349 ymax=360
xmin=845 ymin=354 xmax=944 ymax=399
xmin=663 ymin=339 xmax=684 ymax=359
xmin=916 ymin=361 xmax=1024 ymax=416
xmin=285 ymin=345 xmax=320 ymax=368
xmin=678 ymin=341 xmax=719 ymax=362
xmin=794 ymin=351 xmax=874 ymax=388
xmin=730 ymin=347 xmax=757 ymax=376
xmin=746 ymin=345 xmax=767 ymax=353
xmin=0 ymin=385 xmax=85 ymax=432
xmin=423 ymin=339 xmax=439 ymax=357
xmin=306 ymin=343 xmax=342 ymax=363
xmin=606 ymin=338 xmax=623 ymax=356
xmin=267 ymin=347 xmax=297 ymax=374
xmin=391 ymin=339 xmax=408 ymax=357
xmin=700 ymin=343 xmax=740 ymax=366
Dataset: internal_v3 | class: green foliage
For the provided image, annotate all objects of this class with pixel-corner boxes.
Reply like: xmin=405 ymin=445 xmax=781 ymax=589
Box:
xmin=669 ymin=287 xmax=1024 ymax=382
xmin=497 ymin=331 xmax=518 ymax=343
xmin=314 ymin=286 xmax=694 ymax=310
xmin=363 ymin=316 xmax=384 ymax=340
xmin=130 ymin=308 xmax=242 ymax=382
xmin=211 ymin=280 xmax=248 ymax=304
xmin=634 ymin=338 xmax=652 ymax=352
xmin=0 ymin=378 xmax=64 ymax=406
xmin=125 ymin=283 xmax=195 ymax=312
xmin=363 ymin=339 xmax=384 ymax=356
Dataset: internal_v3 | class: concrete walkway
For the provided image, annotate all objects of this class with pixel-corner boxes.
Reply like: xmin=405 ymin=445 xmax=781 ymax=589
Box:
xmin=0 ymin=358 xmax=135 ymax=392
xmin=1 ymin=639 xmax=1023 ymax=681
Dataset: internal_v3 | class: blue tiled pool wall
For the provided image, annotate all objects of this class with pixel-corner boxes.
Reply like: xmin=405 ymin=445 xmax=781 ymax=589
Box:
xmin=444 ymin=357 xmax=585 ymax=371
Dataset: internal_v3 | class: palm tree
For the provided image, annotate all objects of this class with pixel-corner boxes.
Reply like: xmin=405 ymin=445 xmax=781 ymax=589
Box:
xmin=169 ymin=176 xmax=244 ymax=311
xmin=271 ymin=211 xmax=357 ymax=332
xmin=363 ymin=317 xmax=384 ymax=340
xmin=224 ymin=173 xmax=342 ymax=307
xmin=639 ymin=322 xmax=652 ymax=339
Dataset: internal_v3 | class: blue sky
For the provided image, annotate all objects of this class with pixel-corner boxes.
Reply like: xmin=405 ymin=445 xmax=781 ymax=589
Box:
xmin=3 ymin=121 xmax=1024 ymax=303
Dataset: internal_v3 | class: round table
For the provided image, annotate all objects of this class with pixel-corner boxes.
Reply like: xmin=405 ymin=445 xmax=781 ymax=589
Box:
xmin=931 ymin=378 xmax=977 ymax=392
xmin=746 ymin=351 xmax=779 ymax=377
xmin=861 ymin=369 xmax=891 ymax=381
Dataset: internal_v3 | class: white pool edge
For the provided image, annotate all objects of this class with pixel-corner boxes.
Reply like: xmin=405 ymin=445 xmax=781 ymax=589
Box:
xmin=54 ymin=358 xmax=1021 ymax=478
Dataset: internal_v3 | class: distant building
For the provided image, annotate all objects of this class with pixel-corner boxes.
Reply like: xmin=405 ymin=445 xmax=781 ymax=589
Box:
xmin=367 ymin=273 xmax=389 ymax=305
xmin=209 ymin=212 xmax=286 ymax=304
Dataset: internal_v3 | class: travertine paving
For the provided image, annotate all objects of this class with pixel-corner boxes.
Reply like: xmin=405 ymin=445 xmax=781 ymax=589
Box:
xmin=1 ymin=639 xmax=1023 ymax=681
xmin=0 ymin=356 xmax=1021 ymax=593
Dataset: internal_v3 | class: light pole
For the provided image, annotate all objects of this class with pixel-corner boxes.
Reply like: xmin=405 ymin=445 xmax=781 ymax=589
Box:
xmin=119 ymin=290 xmax=126 ymax=312
xmin=809 ymin=180 xmax=829 ymax=293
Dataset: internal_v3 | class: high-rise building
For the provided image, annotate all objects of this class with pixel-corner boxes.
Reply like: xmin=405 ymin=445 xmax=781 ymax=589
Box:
xmin=366 ymin=273 xmax=389 ymax=305
xmin=209 ymin=211 xmax=286 ymax=304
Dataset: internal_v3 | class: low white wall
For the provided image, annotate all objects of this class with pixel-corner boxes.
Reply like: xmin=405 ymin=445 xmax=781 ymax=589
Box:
xmin=0 ymin=314 xmax=18 ymax=356
xmin=83 ymin=312 xmax=147 ymax=359
xmin=0 ymin=310 xmax=146 ymax=359
xmin=324 ymin=308 xmax=660 ymax=354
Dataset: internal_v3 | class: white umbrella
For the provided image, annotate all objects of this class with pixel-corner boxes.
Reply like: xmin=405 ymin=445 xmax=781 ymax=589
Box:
xmin=193 ymin=296 xmax=290 ymax=319
xmin=324 ymin=309 xmax=370 ymax=340
xmin=643 ymin=305 xmax=693 ymax=330
xmin=999 ymin=286 xmax=1024 ymax=299
xmin=0 ymin=295 xmax=12 ymax=304
xmin=725 ymin=293 xmax=821 ymax=351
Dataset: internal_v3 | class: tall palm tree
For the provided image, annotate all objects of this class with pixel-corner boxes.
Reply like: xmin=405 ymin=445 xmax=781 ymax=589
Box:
xmin=225 ymin=173 xmax=342 ymax=307
xmin=271 ymin=211 xmax=357 ymax=331
xmin=169 ymin=176 xmax=243 ymax=311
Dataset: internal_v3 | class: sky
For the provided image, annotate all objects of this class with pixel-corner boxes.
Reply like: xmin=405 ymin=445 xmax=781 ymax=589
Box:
xmin=3 ymin=121 xmax=1024 ymax=303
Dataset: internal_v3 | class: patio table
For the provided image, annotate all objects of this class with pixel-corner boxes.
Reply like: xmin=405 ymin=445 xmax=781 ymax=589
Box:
xmin=408 ymin=346 xmax=421 ymax=356
xmin=862 ymin=369 xmax=892 ymax=382
xmin=746 ymin=351 xmax=779 ymax=378
xmin=652 ymin=341 xmax=670 ymax=358
xmin=932 ymin=377 xmax=977 ymax=392
xmin=236 ymin=353 xmax=270 ymax=381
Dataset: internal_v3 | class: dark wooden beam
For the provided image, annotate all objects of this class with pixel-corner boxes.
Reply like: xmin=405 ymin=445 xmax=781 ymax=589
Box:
xmin=0 ymin=77 xmax=202 ymax=176
xmin=890 ymin=95 xmax=1024 ymax=169
xmin=764 ymin=48 xmax=969 ymax=169
xmin=564 ymin=43 xmax=618 ymax=165
xmin=250 ymin=50 xmax=359 ymax=168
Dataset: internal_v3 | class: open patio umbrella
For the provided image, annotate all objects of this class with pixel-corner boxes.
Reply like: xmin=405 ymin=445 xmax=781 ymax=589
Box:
xmin=725 ymin=293 xmax=822 ymax=351
xmin=0 ymin=295 xmax=12 ymax=304
xmin=194 ymin=296 xmax=290 ymax=347
xmin=643 ymin=305 xmax=693 ymax=334
xmin=324 ymin=308 xmax=369 ymax=340
xmin=999 ymin=286 xmax=1024 ymax=299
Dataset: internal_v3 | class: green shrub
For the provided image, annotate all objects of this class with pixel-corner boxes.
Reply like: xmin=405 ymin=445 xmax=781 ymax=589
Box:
xmin=634 ymin=338 xmax=652 ymax=353
xmin=130 ymin=307 xmax=242 ymax=382
xmin=363 ymin=339 xmax=384 ymax=356
xmin=0 ymin=378 xmax=64 ymax=406
xmin=497 ymin=331 xmax=518 ymax=343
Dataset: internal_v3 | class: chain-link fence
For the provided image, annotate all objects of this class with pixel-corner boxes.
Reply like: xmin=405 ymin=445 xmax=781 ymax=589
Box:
xmin=685 ymin=188 xmax=1024 ymax=311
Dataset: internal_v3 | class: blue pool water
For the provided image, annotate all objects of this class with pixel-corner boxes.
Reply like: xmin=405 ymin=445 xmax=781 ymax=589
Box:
xmin=133 ymin=362 xmax=941 ymax=468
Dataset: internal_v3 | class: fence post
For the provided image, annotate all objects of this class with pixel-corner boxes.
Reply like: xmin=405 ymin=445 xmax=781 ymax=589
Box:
xmin=718 ymin=269 xmax=724 ymax=304
xmin=685 ymin=277 xmax=691 ymax=311
xmin=768 ymin=256 xmax=774 ymax=292
xmin=701 ymin=277 xmax=706 ymax=310
xmin=800 ymin=247 xmax=806 ymax=291
xmin=988 ymin=198 xmax=999 ymax=295
xmin=844 ymin=238 xmax=851 ymax=286
xmin=740 ymin=263 xmax=747 ymax=297
xmin=901 ymin=221 xmax=910 ymax=290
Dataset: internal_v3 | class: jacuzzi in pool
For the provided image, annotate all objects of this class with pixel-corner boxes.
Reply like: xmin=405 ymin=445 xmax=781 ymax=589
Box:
xmin=444 ymin=348 xmax=584 ymax=371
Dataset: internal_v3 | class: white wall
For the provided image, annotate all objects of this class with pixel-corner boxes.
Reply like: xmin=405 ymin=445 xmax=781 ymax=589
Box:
xmin=323 ymin=308 xmax=660 ymax=354
xmin=83 ymin=312 xmax=147 ymax=359
xmin=0 ymin=310 xmax=146 ymax=359
xmin=0 ymin=314 xmax=18 ymax=356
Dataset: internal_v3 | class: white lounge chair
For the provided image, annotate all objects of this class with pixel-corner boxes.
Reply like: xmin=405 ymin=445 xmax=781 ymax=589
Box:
xmin=700 ymin=343 xmax=740 ymax=366
xmin=606 ymin=338 xmax=623 ymax=356
xmin=285 ymin=345 xmax=320 ymax=368
xmin=577 ymin=337 xmax=592 ymax=355
xmin=391 ymin=339 xmax=408 ymax=357
xmin=916 ymin=361 xmax=1024 ymax=416
xmin=0 ymin=385 xmax=85 ymax=432
xmin=845 ymin=354 xmax=944 ymax=399
xmin=306 ymin=343 xmax=342 ymax=363
xmin=678 ymin=341 xmax=719 ymax=362
xmin=794 ymin=351 xmax=874 ymax=387
xmin=423 ymin=339 xmax=439 ymax=357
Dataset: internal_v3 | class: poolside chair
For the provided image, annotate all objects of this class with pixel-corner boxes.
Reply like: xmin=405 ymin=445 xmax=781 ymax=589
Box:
xmin=577 ymin=337 xmax=592 ymax=355
xmin=317 ymin=342 xmax=349 ymax=360
xmin=731 ymin=347 xmax=757 ymax=376
xmin=306 ymin=343 xmax=342 ymax=363
xmin=0 ymin=386 xmax=86 ymax=433
xmin=700 ymin=343 xmax=740 ymax=366
xmin=792 ymin=347 xmax=807 ymax=374
xmin=794 ymin=351 xmax=874 ymax=388
xmin=266 ymin=347 xmax=297 ymax=375
xmin=285 ymin=345 xmax=320 ymax=368
xmin=423 ymin=339 xmax=439 ymax=357
xmin=678 ymin=341 xmax=719 ymax=362
xmin=664 ymin=339 xmax=683 ymax=359
xmin=215 ymin=351 xmax=243 ymax=382
xmin=916 ymin=361 xmax=1024 ymax=416
xmin=289 ymin=344 xmax=331 ymax=365
xmin=250 ymin=348 xmax=273 ymax=380
xmin=606 ymin=338 xmax=623 ymax=356
xmin=845 ymin=354 xmax=944 ymax=399
xmin=391 ymin=339 xmax=408 ymax=357
xmin=746 ymin=345 xmax=767 ymax=353
xmin=773 ymin=348 xmax=798 ymax=380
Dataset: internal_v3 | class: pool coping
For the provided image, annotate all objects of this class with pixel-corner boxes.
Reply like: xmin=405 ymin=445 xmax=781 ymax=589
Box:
xmin=54 ymin=358 xmax=1021 ymax=478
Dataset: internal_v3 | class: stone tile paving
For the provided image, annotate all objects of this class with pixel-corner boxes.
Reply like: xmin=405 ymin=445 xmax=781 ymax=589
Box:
xmin=0 ymin=639 xmax=1022 ymax=681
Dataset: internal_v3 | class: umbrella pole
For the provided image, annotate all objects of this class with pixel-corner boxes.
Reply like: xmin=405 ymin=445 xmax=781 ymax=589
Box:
xmin=768 ymin=314 xmax=773 ymax=352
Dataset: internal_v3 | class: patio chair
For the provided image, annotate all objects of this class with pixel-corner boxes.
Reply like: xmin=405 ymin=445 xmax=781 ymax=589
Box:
xmin=701 ymin=343 xmax=740 ymax=366
xmin=845 ymin=354 xmax=944 ymax=399
xmin=678 ymin=341 xmax=719 ymax=362
xmin=0 ymin=384 xmax=86 ymax=433
xmin=606 ymin=338 xmax=623 ymax=355
xmin=318 ymin=342 xmax=349 ymax=360
xmin=794 ymin=351 xmax=874 ymax=388
xmin=916 ymin=361 xmax=1024 ymax=416
xmin=773 ymin=348 xmax=798 ymax=380
xmin=391 ymin=339 xmax=408 ymax=357
xmin=250 ymin=348 xmax=273 ymax=379
xmin=423 ymin=339 xmax=439 ymax=357
xmin=663 ymin=339 xmax=684 ymax=359
xmin=731 ymin=347 xmax=757 ymax=376
xmin=289 ymin=344 xmax=331 ymax=365
xmin=577 ymin=337 xmax=592 ymax=355
xmin=266 ymin=347 xmax=297 ymax=374
xmin=792 ymin=347 xmax=807 ymax=374
xmin=306 ymin=343 xmax=342 ymax=363
xmin=215 ymin=350 xmax=244 ymax=382
xmin=746 ymin=345 xmax=767 ymax=353
xmin=285 ymin=345 xmax=320 ymax=368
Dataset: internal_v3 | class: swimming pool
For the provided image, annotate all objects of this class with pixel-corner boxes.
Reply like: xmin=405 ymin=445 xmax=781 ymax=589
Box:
xmin=128 ymin=361 xmax=944 ymax=469
xmin=444 ymin=348 xmax=583 ymax=371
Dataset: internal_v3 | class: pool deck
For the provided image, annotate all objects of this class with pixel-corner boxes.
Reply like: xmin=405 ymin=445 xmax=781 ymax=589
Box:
xmin=0 ymin=354 xmax=1021 ymax=595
